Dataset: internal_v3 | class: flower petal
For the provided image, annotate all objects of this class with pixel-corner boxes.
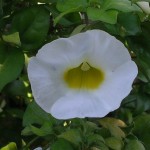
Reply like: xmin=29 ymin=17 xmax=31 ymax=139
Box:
xmin=86 ymin=30 xmax=131 ymax=71
xmin=28 ymin=57 xmax=68 ymax=113
xmin=51 ymin=91 xmax=110 ymax=119
xmin=36 ymin=31 xmax=94 ymax=68
xmin=94 ymin=60 xmax=138 ymax=110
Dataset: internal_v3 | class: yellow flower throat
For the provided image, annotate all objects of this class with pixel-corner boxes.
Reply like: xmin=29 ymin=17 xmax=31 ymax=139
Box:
xmin=64 ymin=62 xmax=105 ymax=89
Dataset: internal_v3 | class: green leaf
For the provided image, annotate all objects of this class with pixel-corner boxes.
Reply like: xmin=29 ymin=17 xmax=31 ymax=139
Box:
xmin=133 ymin=114 xmax=150 ymax=149
xmin=97 ymin=142 xmax=109 ymax=150
xmin=137 ymin=52 xmax=150 ymax=82
xmin=103 ymin=24 xmax=120 ymax=35
xmin=0 ymin=142 xmax=17 ymax=150
xmin=98 ymin=128 xmax=111 ymax=138
xmin=87 ymin=134 xmax=105 ymax=145
xmin=124 ymin=140 xmax=145 ymax=150
xmin=127 ymin=22 xmax=150 ymax=81
xmin=54 ymin=6 xmax=82 ymax=26
xmin=99 ymin=117 xmax=126 ymax=139
xmin=136 ymin=91 xmax=150 ymax=113
xmin=89 ymin=0 xmax=103 ymax=4
xmin=46 ymin=4 xmax=74 ymax=26
xmin=0 ymin=42 xmax=24 ymax=92
xmin=87 ymin=7 xmax=118 ymax=24
xmin=54 ymin=1 xmax=85 ymax=25
xmin=101 ymin=0 xmax=142 ymax=12
xmin=22 ymin=123 xmax=53 ymax=136
xmin=127 ymin=22 xmax=150 ymax=54
xmin=118 ymin=12 xmax=141 ymax=36
xmin=23 ymin=101 xmax=55 ymax=126
xmin=132 ymin=0 xmax=150 ymax=3
xmin=126 ymin=134 xmax=138 ymax=141
xmin=58 ymin=129 xmax=82 ymax=146
xmin=11 ymin=6 xmax=50 ymax=52
xmin=105 ymin=137 xmax=123 ymax=150
xmin=122 ymin=88 xmax=150 ymax=114
xmin=64 ymin=12 xmax=81 ymax=24
xmin=2 ymin=32 xmax=21 ymax=46
xmin=3 ymin=80 xmax=27 ymax=97
xmin=56 ymin=0 xmax=88 ymax=12
xmin=143 ymin=83 xmax=150 ymax=94
xmin=84 ymin=121 xmax=99 ymax=132
xmin=51 ymin=138 xmax=74 ymax=150
xmin=21 ymin=126 xmax=33 ymax=136
xmin=117 ymin=108 xmax=133 ymax=124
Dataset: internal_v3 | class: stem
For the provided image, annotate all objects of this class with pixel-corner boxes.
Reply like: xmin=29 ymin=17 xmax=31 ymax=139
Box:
xmin=23 ymin=137 xmax=39 ymax=150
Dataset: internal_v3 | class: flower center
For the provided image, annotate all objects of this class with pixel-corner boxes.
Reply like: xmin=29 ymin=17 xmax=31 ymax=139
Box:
xmin=64 ymin=62 xmax=105 ymax=89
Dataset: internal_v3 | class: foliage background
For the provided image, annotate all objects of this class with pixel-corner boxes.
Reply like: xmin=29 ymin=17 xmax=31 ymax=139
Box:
xmin=0 ymin=0 xmax=150 ymax=149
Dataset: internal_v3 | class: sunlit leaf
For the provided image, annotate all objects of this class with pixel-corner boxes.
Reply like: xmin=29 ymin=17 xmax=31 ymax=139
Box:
xmin=99 ymin=117 xmax=126 ymax=139
xmin=58 ymin=129 xmax=82 ymax=146
xmin=105 ymin=137 xmax=123 ymax=150
xmin=87 ymin=7 xmax=118 ymax=24
xmin=124 ymin=140 xmax=145 ymax=150
xmin=0 ymin=142 xmax=17 ymax=150
xmin=56 ymin=0 xmax=88 ymax=12
xmin=2 ymin=32 xmax=21 ymax=46
xmin=101 ymin=0 xmax=142 ymax=12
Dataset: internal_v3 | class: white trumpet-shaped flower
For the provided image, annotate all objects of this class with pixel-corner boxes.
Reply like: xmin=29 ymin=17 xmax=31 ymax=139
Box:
xmin=28 ymin=30 xmax=138 ymax=119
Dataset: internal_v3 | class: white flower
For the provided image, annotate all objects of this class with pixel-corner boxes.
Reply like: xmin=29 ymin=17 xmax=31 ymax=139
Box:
xmin=137 ymin=2 xmax=150 ymax=14
xmin=28 ymin=30 xmax=138 ymax=119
